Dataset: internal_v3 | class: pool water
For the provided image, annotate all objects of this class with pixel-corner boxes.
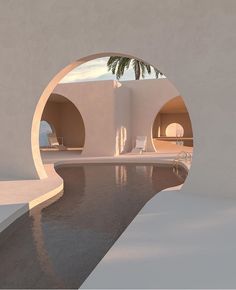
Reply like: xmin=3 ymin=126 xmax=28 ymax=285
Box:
xmin=0 ymin=163 xmax=187 ymax=289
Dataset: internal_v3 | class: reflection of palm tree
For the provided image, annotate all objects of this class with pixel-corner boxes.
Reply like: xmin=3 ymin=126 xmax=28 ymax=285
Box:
xmin=107 ymin=56 xmax=163 ymax=80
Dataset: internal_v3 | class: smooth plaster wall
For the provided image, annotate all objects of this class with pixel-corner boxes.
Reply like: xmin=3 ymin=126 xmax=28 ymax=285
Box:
xmin=53 ymin=79 xmax=177 ymax=157
xmin=57 ymin=101 xmax=85 ymax=148
xmin=53 ymin=81 xmax=118 ymax=157
xmin=0 ymin=0 xmax=236 ymax=197
xmin=123 ymin=79 xmax=180 ymax=152
xmin=114 ymin=85 xmax=131 ymax=154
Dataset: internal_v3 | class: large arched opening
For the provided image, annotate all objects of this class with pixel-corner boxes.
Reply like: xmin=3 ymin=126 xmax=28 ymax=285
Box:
xmin=32 ymin=53 xmax=193 ymax=179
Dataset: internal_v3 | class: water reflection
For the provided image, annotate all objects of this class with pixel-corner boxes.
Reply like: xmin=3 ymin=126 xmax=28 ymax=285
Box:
xmin=0 ymin=164 xmax=187 ymax=289
xmin=115 ymin=165 xmax=127 ymax=186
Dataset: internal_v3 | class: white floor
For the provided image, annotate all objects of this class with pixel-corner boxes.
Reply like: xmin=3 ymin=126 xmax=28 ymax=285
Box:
xmin=81 ymin=190 xmax=236 ymax=289
xmin=4 ymin=146 xmax=219 ymax=289
xmin=41 ymin=149 xmax=192 ymax=166
xmin=40 ymin=148 xmax=236 ymax=289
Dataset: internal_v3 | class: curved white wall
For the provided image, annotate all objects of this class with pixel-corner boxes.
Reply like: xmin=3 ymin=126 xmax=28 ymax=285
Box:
xmin=53 ymin=79 xmax=179 ymax=157
xmin=0 ymin=1 xmax=235 ymax=198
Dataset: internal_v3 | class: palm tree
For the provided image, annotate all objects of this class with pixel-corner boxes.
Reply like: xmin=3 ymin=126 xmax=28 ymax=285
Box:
xmin=107 ymin=56 xmax=163 ymax=80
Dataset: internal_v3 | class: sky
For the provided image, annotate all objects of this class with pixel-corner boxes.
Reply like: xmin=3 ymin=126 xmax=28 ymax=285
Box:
xmin=60 ymin=57 xmax=165 ymax=83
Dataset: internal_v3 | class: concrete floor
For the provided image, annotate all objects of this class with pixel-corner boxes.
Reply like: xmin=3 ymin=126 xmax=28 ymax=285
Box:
xmin=81 ymin=188 xmax=236 ymax=289
xmin=41 ymin=141 xmax=193 ymax=164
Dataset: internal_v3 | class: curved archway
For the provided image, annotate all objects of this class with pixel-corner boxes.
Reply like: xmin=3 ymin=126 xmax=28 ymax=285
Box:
xmin=152 ymin=96 xmax=194 ymax=153
xmin=165 ymin=123 xmax=184 ymax=137
xmin=40 ymin=94 xmax=85 ymax=153
xmin=32 ymin=53 xmax=192 ymax=178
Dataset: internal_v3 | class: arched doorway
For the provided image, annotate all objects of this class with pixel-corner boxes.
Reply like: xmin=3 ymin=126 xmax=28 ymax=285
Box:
xmin=152 ymin=96 xmax=193 ymax=153
xmin=40 ymin=94 xmax=85 ymax=153
xmin=32 ymin=53 xmax=193 ymax=179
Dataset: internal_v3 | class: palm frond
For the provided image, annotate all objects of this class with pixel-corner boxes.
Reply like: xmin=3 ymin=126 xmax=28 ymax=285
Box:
xmin=144 ymin=63 xmax=151 ymax=74
xmin=139 ymin=62 xmax=148 ymax=78
xmin=107 ymin=56 xmax=163 ymax=80
xmin=116 ymin=58 xmax=130 ymax=79
xmin=154 ymin=67 xmax=163 ymax=78
xmin=107 ymin=56 xmax=121 ymax=68
xmin=132 ymin=59 xmax=141 ymax=80
xmin=107 ymin=56 xmax=120 ymax=73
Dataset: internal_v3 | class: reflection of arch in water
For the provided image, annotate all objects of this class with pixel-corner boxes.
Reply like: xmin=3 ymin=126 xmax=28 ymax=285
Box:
xmin=29 ymin=164 xmax=189 ymax=288
xmin=115 ymin=164 xmax=127 ymax=186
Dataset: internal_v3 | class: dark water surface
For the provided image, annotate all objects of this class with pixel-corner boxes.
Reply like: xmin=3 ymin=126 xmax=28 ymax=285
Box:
xmin=0 ymin=164 xmax=187 ymax=289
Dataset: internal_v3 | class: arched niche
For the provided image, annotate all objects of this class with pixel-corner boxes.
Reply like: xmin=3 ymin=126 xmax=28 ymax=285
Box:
xmin=152 ymin=96 xmax=194 ymax=151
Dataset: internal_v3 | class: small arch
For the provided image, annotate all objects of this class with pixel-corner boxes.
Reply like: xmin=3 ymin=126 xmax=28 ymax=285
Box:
xmin=165 ymin=123 xmax=184 ymax=137
xmin=152 ymin=96 xmax=194 ymax=151
xmin=40 ymin=94 xmax=85 ymax=152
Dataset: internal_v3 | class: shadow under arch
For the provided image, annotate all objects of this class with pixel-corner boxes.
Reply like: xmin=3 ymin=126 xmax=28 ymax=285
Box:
xmin=41 ymin=93 xmax=85 ymax=151
xmin=32 ymin=52 xmax=178 ymax=179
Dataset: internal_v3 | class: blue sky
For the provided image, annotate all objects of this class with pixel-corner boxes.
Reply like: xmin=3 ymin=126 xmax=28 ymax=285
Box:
xmin=60 ymin=57 xmax=165 ymax=83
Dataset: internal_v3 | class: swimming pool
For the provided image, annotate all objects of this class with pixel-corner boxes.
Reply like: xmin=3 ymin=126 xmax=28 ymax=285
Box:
xmin=0 ymin=163 xmax=187 ymax=289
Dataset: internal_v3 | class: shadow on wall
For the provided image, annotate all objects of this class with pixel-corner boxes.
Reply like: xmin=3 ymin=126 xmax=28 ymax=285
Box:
xmin=41 ymin=94 xmax=85 ymax=150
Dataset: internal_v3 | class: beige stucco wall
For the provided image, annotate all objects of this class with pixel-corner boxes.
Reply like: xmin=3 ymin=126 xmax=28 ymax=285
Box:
xmin=52 ymin=79 xmax=178 ymax=156
xmin=53 ymin=81 xmax=118 ymax=156
xmin=0 ymin=0 xmax=236 ymax=198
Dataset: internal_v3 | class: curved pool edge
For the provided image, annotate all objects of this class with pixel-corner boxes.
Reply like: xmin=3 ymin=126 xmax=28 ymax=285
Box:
xmin=0 ymin=157 xmax=189 ymax=235
xmin=0 ymin=164 xmax=63 ymax=234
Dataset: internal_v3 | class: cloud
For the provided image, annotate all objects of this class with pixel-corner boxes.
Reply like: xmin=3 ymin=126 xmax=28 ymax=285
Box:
xmin=59 ymin=57 xmax=165 ymax=83
xmin=60 ymin=57 xmax=110 ymax=83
